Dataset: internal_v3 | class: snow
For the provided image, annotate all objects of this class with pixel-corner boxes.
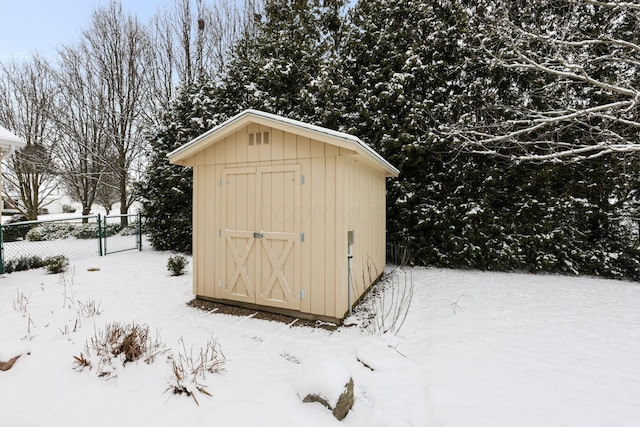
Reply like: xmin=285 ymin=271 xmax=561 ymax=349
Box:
xmin=0 ymin=124 xmax=25 ymax=146
xmin=294 ymin=357 xmax=352 ymax=407
xmin=0 ymin=340 xmax=30 ymax=362
xmin=1 ymin=248 xmax=639 ymax=426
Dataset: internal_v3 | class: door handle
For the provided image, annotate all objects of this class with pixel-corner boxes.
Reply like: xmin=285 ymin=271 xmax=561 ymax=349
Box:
xmin=253 ymin=232 xmax=264 ymax=238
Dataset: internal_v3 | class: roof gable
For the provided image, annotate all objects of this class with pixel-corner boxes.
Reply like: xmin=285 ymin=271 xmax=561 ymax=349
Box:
xmin=167 ymin=109 xmax=399 ymax=177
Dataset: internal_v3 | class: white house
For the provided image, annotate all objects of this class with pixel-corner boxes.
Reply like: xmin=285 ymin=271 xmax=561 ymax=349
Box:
xmin=0 ymin=126 xmax=26 ymax=212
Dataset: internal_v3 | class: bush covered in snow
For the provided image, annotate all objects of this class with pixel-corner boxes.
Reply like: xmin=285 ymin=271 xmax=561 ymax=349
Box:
xmin=25 ymin=222 xmax=121 ymax=241
xmin=4 ymin=256 xmax=45 ymax=274
xmin=44 ymin=255 xmax=69 ymax=274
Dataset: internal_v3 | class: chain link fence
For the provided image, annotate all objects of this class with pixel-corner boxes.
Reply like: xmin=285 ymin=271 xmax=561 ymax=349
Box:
xmin=0 ymin=213 xmax=143 ymax=274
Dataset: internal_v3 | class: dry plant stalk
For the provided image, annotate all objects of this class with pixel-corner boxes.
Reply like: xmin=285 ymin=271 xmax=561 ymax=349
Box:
xmin=13 ymin=289 xmax=30 ymax=314
xmin=77 ymin=298 xmax=103 ymax=318
xmin=167 ymin=336 xmax=226 ymax=404
xmin=74 ymin=322 xmax=167 ymax=378
xmin=60 ymin=268 xmax=77 ymax=309
xmin=364 ymin=268 xmax=414 ymax=336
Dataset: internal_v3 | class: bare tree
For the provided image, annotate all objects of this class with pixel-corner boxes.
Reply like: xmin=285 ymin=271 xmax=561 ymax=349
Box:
xmin=146 ymin=0 xmax=253 ymax=109
xmin=447 ymin=0 xmax=640 ymax=162
xmin=0 ymin=55 xmax=58 ymax=220
xmin=95 ymin=171 xmax=120 ymax=215
xmin=82 ymin=1 xmax=151 ymax=225
xmin=53 ymin=43 xmax=111 ymax=219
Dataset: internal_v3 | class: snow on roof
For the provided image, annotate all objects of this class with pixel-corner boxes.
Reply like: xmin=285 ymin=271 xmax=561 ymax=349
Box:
xmin=167 ymin=109 xmax=399 ymax=177
xmin=0 ymin=125 xmax=26 ymax=147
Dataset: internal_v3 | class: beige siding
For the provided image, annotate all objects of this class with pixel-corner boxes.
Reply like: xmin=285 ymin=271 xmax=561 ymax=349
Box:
xmin=340 ymin=158 xmax=387 ymax=315
xmin=187 ymin=124 xmax=387 ymax=320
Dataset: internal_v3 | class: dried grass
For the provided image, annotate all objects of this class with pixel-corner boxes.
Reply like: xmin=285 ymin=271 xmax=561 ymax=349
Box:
xmin=167 ymin=336 xmax=226 ymax=405
xmin=73 ymin=322 xmax=167 ymax=378
xmin=358 ymin=268 xmax=415 ymax=336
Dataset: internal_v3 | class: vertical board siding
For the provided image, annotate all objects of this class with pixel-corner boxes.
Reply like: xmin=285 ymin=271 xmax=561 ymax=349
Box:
xmin=324 ymin=156 xmax=337 ymax=318
xmin=309 ymin=156 xmax=326 ymax=315
xmin=192 ymin=166 xmax=201 ymax=295
xmin=342 ymin=159 xmax=387 ymax=309
xmin=299 ymin=157 xmax=312 ymax=314
xmin=195 ymin=164 xmax=206 ymax=295
xmin=188 ymin=123 xmax=389 ymax=320
xmin=204 ymin=165 xmax=216 ymax=298
xmin=334 ymin=157 xmax=347 ymax=317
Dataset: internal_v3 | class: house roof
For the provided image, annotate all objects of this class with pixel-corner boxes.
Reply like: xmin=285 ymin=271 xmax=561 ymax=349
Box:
xmin=0 ymin=125 xmax=26 ymax=155
xmin=167 ymin=109 xmax=399 ymax=177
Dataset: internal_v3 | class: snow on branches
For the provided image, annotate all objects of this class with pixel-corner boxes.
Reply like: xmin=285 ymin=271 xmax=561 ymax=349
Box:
xmin=446 ymin=0 xmax=640 ymax=162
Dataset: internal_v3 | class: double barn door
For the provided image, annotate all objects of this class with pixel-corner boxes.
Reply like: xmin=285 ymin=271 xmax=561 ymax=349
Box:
xmin=221 ymin=165 xmax=301 ymax=311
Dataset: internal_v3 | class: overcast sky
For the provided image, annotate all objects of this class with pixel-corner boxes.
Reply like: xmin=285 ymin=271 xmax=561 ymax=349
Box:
xmin=0 ymin=1 xmax=164 ymax=60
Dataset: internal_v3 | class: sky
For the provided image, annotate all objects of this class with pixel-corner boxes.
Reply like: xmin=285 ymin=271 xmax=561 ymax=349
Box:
xmin=0 ymin=1 xmax=164 ymax=60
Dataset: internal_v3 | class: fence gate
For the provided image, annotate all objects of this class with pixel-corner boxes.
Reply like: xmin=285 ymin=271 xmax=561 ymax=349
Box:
xmin=101 ymin=213 xmax=143 ymax=256
xmin=0 ymin=213 xmax=143 ymax=274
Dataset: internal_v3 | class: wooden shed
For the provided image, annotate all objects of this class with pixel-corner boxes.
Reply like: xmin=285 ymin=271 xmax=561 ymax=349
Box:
xmin=168 ymin=109 xmax=399 ymax=322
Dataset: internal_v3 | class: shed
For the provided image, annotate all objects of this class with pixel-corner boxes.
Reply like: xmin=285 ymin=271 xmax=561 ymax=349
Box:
xmin=168 ymin=109 xmax=399 ymax=322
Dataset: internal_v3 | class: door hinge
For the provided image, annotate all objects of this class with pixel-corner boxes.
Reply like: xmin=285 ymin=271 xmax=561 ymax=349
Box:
xmin=219 ymin=229 xmax=222 ymax=237
xmin=300 ymin=232 xmax=305 ymax=242
xmin=300 ymin=289 xmax=305 ymax=300
xmin=300 ymin=175 xmax=305 ymax=185
xmin=218 ymin=279 xmax=222 ymax=288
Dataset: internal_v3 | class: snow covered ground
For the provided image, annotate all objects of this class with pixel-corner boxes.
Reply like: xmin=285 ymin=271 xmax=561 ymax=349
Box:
xmin=1 ymin=248 xmax=639 ymax=426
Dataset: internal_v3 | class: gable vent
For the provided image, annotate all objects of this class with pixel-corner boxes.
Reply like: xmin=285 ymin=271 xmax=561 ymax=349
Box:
xmin=248 ymin=131 xmax=270 ymax=146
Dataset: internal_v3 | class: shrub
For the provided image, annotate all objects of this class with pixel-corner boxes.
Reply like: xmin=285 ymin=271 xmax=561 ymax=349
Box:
xmin=119 ymin=223 xmax=139 ymax=236
xmin=167 ymin=255 xmax=188 ymax=276
xmin=26 ymin=223 xmax=76 ymax=241
xmin=4 ymin=255 xmax=44 ymax=273
xmin=70 ymin=223 xmax=100 ymax=239
xmin=2 ymin=214 xmax=30 ymax=242
xmin=21 ymin=221 xmax=119 ymax=241
xmin=44 ymin=255 xmax=69 ymax=274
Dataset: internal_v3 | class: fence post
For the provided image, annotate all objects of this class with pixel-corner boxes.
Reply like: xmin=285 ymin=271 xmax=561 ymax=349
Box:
xmin=103 ymin=215 xmax=108 ymax=255
xmin=0 ymin=224 xmax=4 ymax=274
xmin=97 ymin=213 xmax=103 ymax=256
xmin=137 ymin=212 xmax=142 ymax=251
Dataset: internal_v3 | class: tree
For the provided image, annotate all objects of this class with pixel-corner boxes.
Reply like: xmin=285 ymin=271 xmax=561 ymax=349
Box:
xmin=340 ymin=0 xmax=498 ymax=259
xmin=146 ymin=0 xmax=249 ymax=110
xmin=448 ymin=0 xmax=640 ymax=162
xmin=82 ymin=1 xmax=151 ymax=225
xmin=0 ymin=55 xmax=58 ymax=220
xmin=339 ymin=0 xmax=640 ymax=279
xmin=140 ymin=0 xmax=346 ymax=252
xmin=53 ymin=42 xmax=111 ymax=219
xmin=138 ymin=78 xmax=219 ymax=253
xmin=216 ymin=0 xmax=347 ymax=123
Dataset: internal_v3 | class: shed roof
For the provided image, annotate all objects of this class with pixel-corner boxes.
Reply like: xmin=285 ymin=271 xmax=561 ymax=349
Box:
xmin=167 ymin=109 xmax=399 ymax=177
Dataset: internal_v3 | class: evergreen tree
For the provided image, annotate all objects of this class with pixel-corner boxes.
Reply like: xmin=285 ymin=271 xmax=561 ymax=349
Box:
xmin=341 ymin=0 xmax=500 ymax=264
xmin=138 ymin=78 xmax=221 ymax=253
xmin=215 ymin=0 xmax=347 ymax=124
xmin=341 ymin=0 xmax=640 ymax=278
xmin=139 ymin=0 xmax=348 ymax=253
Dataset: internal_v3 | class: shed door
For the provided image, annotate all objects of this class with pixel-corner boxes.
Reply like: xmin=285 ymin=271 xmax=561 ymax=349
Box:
xmin=222 ymin=165 xmax=301 ymax=311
